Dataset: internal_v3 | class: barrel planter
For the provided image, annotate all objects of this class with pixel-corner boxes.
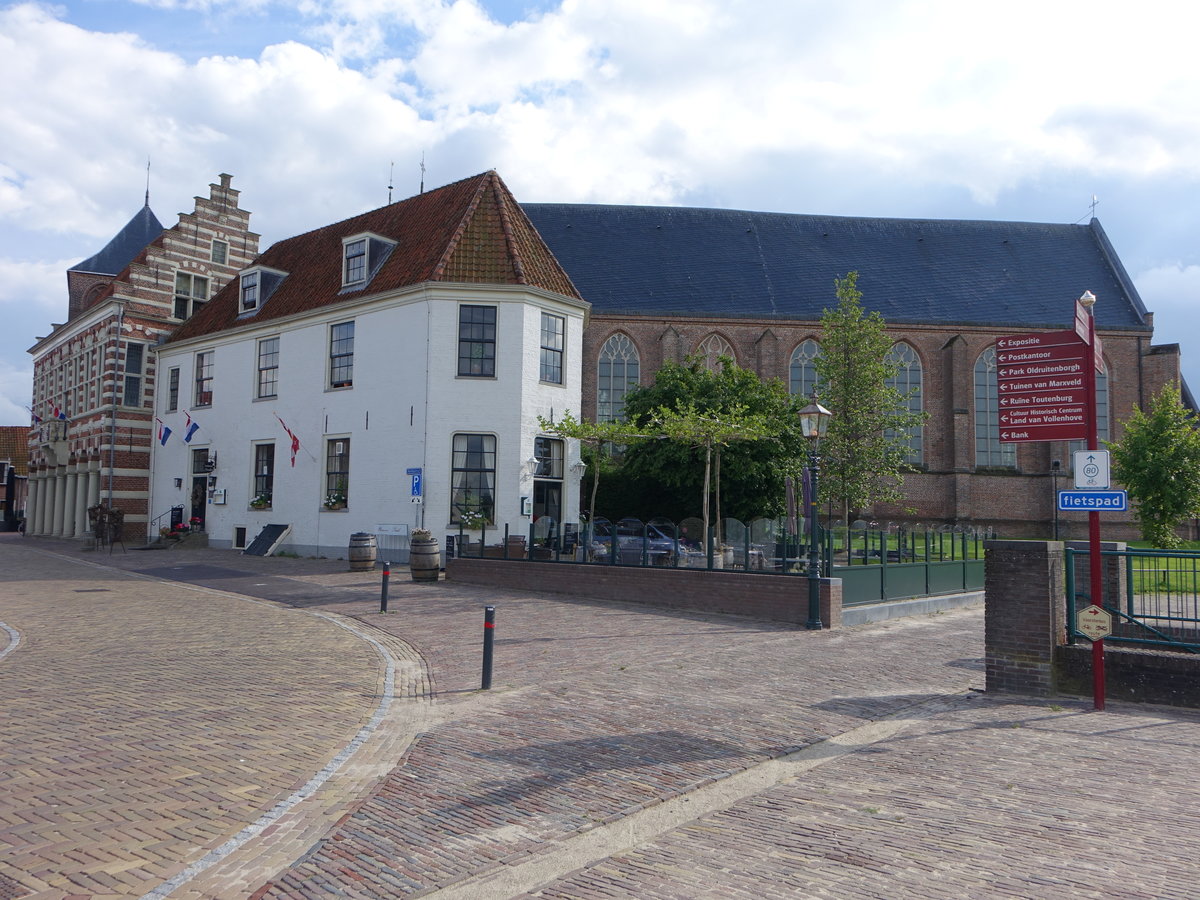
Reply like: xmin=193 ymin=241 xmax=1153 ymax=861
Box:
xmin=409 ymin=537 xmax=441 ymax=582
xmin=348 ymin=532 xmax=377 ymax=571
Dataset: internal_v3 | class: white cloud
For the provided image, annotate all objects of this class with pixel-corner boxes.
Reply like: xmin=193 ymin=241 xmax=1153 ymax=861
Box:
xmin=4 ymin=0 xmax=1200 ymax=422
xmin=0 ymin=357 xmax=33 ymax=424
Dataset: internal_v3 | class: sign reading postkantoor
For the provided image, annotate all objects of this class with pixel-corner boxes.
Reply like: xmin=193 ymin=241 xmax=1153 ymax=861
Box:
xmin=996 ymin=329 xmax=1089 ymax=443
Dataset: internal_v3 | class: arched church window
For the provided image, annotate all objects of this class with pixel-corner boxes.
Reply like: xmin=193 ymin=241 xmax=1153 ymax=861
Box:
xmin=597 ymin=334 xmax=640 ymax=422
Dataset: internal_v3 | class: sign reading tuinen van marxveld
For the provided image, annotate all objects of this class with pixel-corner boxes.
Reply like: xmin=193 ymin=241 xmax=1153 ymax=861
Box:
xmin=995 ymin=329 xmax=1089 ymax=442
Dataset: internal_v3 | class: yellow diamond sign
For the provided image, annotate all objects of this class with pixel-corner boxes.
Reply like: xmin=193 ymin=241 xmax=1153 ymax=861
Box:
xmin=1077 ymin=604 xmax=1113 ymax=641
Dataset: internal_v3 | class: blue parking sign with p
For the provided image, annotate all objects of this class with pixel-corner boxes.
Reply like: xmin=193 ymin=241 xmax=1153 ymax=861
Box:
xmin=411 ymin=473 xmax=422 ymax=496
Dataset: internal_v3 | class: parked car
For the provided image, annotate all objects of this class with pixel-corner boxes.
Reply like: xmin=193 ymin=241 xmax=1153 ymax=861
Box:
xmin=588 ymin=520 xmax=698 ymax=566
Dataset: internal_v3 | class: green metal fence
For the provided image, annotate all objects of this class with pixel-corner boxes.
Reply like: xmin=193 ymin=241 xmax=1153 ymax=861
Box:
xmin=1066 ymin=546 xmax=1200 ymax=653
xmin=452 ymin=515 xmax=988 ymax=605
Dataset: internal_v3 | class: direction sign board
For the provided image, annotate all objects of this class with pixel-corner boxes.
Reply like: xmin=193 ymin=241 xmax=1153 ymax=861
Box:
xmin=1073 ymin=450 xmax=1110 ymax=489
xmin=1076 ymin=604 xmax=1113 ymax=641
xmin=1058 ymin=490 xmax=1127 ymax=511
xmin=996 ymin=329 xmax=1089 ymax=443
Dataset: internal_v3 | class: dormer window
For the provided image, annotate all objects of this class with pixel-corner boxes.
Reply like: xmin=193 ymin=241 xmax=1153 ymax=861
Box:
xmin=238 ymin=266 xmax=288 ymax=316
xmin=340 ymin=232 xmax=396 ymax=291
xmin=241 ymin=272 xmax=259 ymax=311
xmin=344 ymin=239 xmax=366 ymax=285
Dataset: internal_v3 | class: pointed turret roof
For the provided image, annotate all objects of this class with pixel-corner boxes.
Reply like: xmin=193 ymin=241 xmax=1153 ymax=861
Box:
xmin=169 ymin=171 xmax=580 ymax=343
xmin=69 ymin=204 xmax=165 ymax=276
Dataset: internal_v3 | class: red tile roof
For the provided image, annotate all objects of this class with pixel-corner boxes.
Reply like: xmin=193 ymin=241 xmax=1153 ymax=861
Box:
xmin=168 ymin=171 xmax=581 ymax=343
xmin=0 ymin=426 xmax=29 ymax=474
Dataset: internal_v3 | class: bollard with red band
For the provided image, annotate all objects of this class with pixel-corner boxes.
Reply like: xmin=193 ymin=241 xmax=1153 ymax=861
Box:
xmin=482 ymin=605 xmax=496 ymax=690
xmin=380 ymin=561 xmax=390 ymax=613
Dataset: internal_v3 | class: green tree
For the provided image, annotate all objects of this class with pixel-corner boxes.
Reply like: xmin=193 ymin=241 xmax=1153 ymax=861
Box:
xmin=617 ymin=357 xmax=809 ymax=523
xmin=813 ymin=271 xmax=927 ymax=528
xmin=649 ymin=401 xmax=772 ymax=549
xmin=1107 ymin=383 xmax=1200 ymax=548
xmin=536 ymin=412 xmax=650 ymax=520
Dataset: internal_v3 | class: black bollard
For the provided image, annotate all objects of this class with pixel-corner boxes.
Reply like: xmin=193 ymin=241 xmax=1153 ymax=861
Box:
xmin=481 ymin=605 xmax=496 ymax=690
xmin=380 ymin=560 xmax=390 ymax=613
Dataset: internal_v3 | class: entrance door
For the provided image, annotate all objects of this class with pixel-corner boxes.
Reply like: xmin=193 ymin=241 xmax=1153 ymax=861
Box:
xmin=190 ymin=448 xmax=209 ymax=529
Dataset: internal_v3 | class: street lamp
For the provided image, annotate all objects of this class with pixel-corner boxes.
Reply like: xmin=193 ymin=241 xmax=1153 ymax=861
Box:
xmin=798 ymin=391 xmax=833 ymax=630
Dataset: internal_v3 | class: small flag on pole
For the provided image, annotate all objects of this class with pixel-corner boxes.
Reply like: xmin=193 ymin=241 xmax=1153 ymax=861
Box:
xmin=276 ymin=415 xmax=301 ymax=467
xmin=183 ymin=411 xmax=200 ymax=443
xmin=25 ymin=406 xmax=42 ymax=425
xmin=53 ymin=405 xmax=66 ymax=421
xmin=156 ymin=418 xmax=172 ymax=446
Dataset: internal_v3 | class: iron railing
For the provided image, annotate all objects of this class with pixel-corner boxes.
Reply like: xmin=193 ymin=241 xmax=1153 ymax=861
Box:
xmin=1066 ymin=546 xmax=1200 ymax=653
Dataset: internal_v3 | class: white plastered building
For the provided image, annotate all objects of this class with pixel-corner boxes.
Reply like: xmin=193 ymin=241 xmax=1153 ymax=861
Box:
xmin=149 ymin=172 xmax=587 ymax=558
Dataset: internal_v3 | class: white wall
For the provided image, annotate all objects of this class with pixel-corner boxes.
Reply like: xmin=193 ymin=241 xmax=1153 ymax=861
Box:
xmin=150 ymin=283 xmax=585 ymax=558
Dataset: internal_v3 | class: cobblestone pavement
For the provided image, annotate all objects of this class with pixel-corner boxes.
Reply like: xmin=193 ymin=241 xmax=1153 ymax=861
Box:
xmin=4 ymin=534 xmax=1200 ymax=899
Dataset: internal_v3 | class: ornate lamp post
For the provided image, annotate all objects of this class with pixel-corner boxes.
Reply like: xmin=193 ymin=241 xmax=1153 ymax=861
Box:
xmin=798 ymin=392 xmax=833 ymax=630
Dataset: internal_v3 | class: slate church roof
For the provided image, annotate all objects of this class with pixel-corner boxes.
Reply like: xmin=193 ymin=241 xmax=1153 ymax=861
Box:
xmin=169 ymin=171 xmax=581 ymax=343
xmin=522 ymin=204 xmax=1151 ymax=332
xmin=69 ymin=204 xmax=164 ymax=277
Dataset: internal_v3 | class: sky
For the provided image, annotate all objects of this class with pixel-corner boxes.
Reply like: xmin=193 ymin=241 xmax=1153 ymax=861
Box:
xmin=3 ymin=0 xmax=1200 ymax=425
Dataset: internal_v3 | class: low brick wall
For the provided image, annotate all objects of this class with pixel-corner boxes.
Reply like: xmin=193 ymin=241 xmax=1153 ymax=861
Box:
xmin=1056 ymin=643 xmax=1200 ymax=708
xmin=985 ymin=539 xmax=1200 ymax=709
xmin=445 ymin=558 xmax=842 ymax=628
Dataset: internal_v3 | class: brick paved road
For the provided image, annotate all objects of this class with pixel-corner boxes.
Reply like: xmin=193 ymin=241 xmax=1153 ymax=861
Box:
xmin=5 ymin=534 xmax=1200 ymax=899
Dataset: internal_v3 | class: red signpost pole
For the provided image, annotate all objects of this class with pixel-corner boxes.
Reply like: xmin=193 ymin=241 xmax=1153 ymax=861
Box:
xmin=1080 ymin=291 xmax=1105 ymax=711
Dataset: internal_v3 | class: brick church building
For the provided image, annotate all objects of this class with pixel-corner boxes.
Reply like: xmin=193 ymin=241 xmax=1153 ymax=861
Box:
xmin=24 ymin=175 xmax=258 ymax=541
xmin=523 ymin=204 xmax=1185 ymax=538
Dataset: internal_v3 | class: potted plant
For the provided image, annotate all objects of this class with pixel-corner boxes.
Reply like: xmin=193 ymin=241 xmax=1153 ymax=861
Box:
xmin=456 ymin=509 xmax=488 ymax=555
xmin=409 ymin=528 xmax=441 ymax=582
xmin=323 ymin=480 xmax=347 ymax=510
xmin=189 ymin=516 xmax=204 ymax=532
xmin=249 ymin=492 xmax=271 ymax=510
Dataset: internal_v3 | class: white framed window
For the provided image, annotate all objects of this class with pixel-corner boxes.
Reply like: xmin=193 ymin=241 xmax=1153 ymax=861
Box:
xmin=194 ymin=350 xmax=214 ymax=407
xmin=329 ymin=322 xmax=354 ymax=389
xmin=174 ymin=272 xmax=209 ymax=319
xmin=123 ymin=342 xmax=144 ymax=407
xmin=241 ymin=272 xmax=259 ymax=312
xmin=253 ymin=443 xmax=274 ymax=507
xmin=167 ymin=367 xmax=180 ymax=412
xmin=598 ymin=333 xmax=640 ymax=422
xmin=458 ymin=306 xmax=496 ymax=376
xmin=256 ymin=337 xmax=279 ymax=399
xmin=341 ymin=232 xmax=395 ymax=289
xmin=451 ymin=433 xmax=496 ymax=524
xmin=540 ymin=313 xmax=565 ymax=384
xmin=238 ymin=266 xmax=287 ymax=315
xmin=325 ymin=438 xmax=350 ymax=508
xmin=211 ymin=240 xmax=228 ymax=265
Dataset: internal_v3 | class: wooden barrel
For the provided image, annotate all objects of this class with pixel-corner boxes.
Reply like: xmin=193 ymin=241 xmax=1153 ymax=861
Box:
xmin=348 ymin=532 xmax=377 ymax=571
xmin=409 ymin=538 xmax=441 ymax=581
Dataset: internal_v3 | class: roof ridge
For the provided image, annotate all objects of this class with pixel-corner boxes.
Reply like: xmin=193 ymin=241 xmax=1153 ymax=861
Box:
xmin=490 ymin=173 xmax=527 ymax=284
xmin=429 ymin=173 xmax=491 ymax=281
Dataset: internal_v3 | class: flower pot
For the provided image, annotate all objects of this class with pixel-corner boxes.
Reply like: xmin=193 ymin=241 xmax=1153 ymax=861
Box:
xmin=410 ymin=538 xmax=441 ymax=582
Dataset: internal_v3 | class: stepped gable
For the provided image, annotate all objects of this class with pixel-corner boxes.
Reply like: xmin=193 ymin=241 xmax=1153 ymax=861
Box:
xmin=169 ymin=171 xmax=581 ymax=343
xmin=523 ymin=204 xmax=1151 ymax=331
xmin=69 ymin=204 xmax=165 ymax=277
